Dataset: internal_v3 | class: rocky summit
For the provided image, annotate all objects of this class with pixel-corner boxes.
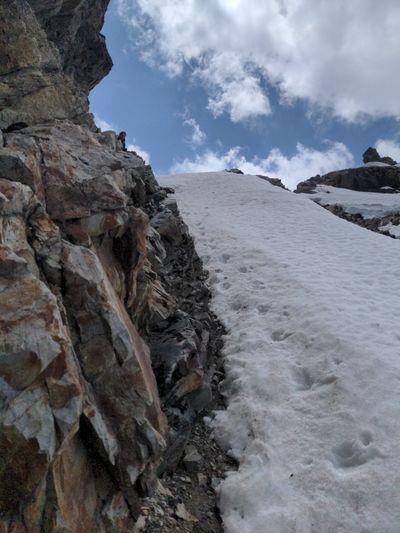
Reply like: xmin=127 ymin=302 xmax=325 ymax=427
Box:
xmin=0 ymin=2 xmax=222 ymax=531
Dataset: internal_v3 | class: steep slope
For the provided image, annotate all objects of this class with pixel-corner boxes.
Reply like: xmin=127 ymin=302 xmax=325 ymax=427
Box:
xmin=161 ymin=171 xmax=400 ymax=533
xmin=296 ymin=161 xmax=400 ymax=238
xmin=0 ymin=3 xmax=221 ymax=531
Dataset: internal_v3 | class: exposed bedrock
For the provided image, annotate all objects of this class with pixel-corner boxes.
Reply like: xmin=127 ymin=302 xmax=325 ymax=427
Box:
xmin=295 ymin=165 xmax=400 ymax=194
xmin=0 ymin=3 xmax=222 ymax=530
xmin=0 ymin=0 xmax=112 ymax=129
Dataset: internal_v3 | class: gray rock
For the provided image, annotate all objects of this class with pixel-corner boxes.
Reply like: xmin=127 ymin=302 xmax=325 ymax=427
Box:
xmin=98 ymin=130 xmax=118 ymax=151
xmin=0 ymin=0 xmax=112 ymax=129
xmin=183 ymin=445 xmax=203 ymax=472
xmin=363 ymin=146 xmax=397 ymax=166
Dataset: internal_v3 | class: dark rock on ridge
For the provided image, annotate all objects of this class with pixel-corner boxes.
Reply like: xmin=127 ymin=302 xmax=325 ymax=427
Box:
xmin=322 ymin=204 xmax=400 ymax=238
xmin=226 ymin=168 xmax=244 ymax=174
xmin=295 ymin=150 xmax=400 ymax=240
xmin=362 ymin=146 xmax=397 ymax=166
xmin=257 ymin=175 xmax=288 ymax=190
xmin=0 ymin=3 xmax=223 ymax=532
xmin=295 ymin=165 xmax=400 ymax=194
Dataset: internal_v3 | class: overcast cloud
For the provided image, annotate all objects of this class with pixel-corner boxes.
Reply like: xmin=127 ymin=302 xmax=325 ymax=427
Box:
xmin=170 ymin=141 xmax=354 ymax=190
xmin=116 ymin=0 xmax=400 ymax=124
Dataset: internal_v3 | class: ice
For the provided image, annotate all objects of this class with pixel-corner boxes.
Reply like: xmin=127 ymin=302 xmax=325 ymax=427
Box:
xmin=159 ymin=171 xmax=400 ymax=533
xmin=306 ymin=184 xmax=400 ymax=218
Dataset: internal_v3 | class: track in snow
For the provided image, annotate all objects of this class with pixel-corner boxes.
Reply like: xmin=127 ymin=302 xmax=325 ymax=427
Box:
xmin=159 ymin=172 xmax=400 ymax=533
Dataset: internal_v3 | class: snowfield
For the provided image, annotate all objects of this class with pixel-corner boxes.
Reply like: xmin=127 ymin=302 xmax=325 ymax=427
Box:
xmin=159 ymin=172 xmax=400 ymax=533
xmin=305 ymin=185 xmax=400 ymax=219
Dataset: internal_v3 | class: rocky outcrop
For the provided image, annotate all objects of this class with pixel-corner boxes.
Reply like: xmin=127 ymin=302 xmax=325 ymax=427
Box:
xmin=362 ymin=146 xmax=397 ymax=166
xmin=0 ymin=4 xmax=222 ymax=531
xmin=0 ymin=0 xmax=112 ymax=129
xmin=320 ymin=204 xmax=400 ymax=238
xmin=295 ymin=165 xmax=400 ymax=194
xmin=257 ymin=175 xmax=288 ymax=190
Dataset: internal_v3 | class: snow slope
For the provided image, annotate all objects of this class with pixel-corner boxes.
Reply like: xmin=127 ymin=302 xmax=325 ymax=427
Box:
xmin=305 ymin=185 xmax=400 ymax=219
xmin=159 ymin=172 xmax=400 ymax=533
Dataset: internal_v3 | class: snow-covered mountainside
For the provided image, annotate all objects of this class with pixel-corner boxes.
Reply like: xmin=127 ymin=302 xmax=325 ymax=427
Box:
xmin=160 ymin=171 xmax=400 ymax=533
xmin=300 ymin=184 xmax=400 ymax=238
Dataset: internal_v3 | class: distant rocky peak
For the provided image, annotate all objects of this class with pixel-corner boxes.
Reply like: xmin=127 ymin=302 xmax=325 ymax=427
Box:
xmin=362 ymin=146 xmax=397 ymax=166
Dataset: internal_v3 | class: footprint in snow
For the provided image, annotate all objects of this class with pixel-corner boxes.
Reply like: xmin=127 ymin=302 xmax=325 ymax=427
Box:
xmin=293 ymin=367 xmax=338 ymax=391
xmin=257 ymin=304 xmax=270 ymax=315
xmin=271 ymin=329 xmax=294 ymax=342
xmin=331 ymin=432 xmax=383 ymax=469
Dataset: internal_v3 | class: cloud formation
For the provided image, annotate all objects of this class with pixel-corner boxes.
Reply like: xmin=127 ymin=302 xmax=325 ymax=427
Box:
xmin=183 ymin=117 xmax=207 ymax=148
xmin=170 ymin=142 xmax=354 ymax=190
xmin=94 ymin=114 xmax=115 ymax=132
xmin=117 ymin=0 xmax=400 ymax=123
xmin=375 ymin=139 xmax=400 ymax=163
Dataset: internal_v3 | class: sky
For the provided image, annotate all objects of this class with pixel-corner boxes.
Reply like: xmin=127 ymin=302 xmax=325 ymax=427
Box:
xmin=90 ymin=0 xmax=400 ymax=189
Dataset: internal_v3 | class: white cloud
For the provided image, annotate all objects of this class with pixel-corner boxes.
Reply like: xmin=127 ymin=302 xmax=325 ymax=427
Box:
xmin=94 ymin=114 xmax=115 ymax=132
xmin=375 ymin=139 xmax=400 ymax=162
xmin=183 ymin=117 xmax=207 ymax=148
xmin=126 ymin=143 xmax=151 ymax=163
xmin=170 ymin=142 xmax=354 ymax=190
xmin=116 ymin=0 xmax=400 ymax=123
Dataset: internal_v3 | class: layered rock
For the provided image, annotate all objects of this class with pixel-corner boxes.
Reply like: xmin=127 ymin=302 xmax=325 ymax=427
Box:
xmin=295 ymin=165 xmax=400 ymax=194
xmin=0 ymin=3 xmax=221 ymax=531
xmin=0 ymin=0 xmax=112 ymax=129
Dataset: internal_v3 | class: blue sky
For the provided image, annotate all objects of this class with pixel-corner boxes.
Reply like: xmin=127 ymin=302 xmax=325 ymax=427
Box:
xmin=90 ymin=0 xmax=400 ymax=188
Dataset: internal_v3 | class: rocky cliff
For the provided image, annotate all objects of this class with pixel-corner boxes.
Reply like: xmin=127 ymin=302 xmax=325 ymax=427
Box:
xmin=0 ymin=2 xmax=221 ymax=531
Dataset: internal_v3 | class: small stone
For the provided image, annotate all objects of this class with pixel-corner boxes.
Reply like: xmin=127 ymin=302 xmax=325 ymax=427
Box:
xmin=183 ymin=445 xmax=202 ymax=473
xmin=175 ymin=503 xmax=199 ymax=523
xmin=211 ymin=477 xmax=220 ymax=489
xmin=135 ymin=515 xmax=147 ymax=530
xmin=197 ymin=473 xmax=208 ymax=486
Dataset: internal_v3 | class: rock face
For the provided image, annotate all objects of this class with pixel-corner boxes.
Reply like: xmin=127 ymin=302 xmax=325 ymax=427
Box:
xmin=0 ymin=4 xmax=221 ymax=532
xmin=0 ymin=0 xmax=112 ymax=129
xmin=295 ymin=165 xmax=400 ymax=194
xmin=362 ymin=146 xmax=397 ymax=166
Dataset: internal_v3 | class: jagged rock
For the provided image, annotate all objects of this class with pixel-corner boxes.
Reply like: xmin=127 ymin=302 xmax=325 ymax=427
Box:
xmin=183 ymin=445 xmax=203 ymax=472
xmin=0 ymin=0 xmax=112 ymax=129
xmin=295 ymin=166 xmax=400 ymax=194
xmin=257 ymin=175 xmax=288 ymax=190
xmin=363 ymin=146 xmax=397 ymax=166
xmin=226 ymin=168 xmax=244 ymax=174
xmin=0 ymin=1 xmax=223 ymax=529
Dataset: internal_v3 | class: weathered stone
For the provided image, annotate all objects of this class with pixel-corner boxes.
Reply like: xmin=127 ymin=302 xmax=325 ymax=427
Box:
xmin=257 ymin=174 xmax=288 ymax=190
xmin=183 ymin=445 xmax=203 ymax=472
xmin=0 ymin=1 xmax=224 ymax=529
xmin=296 ymin=165 xmax=400 ymax=194
xmin=0 ymin=0 xmax=112 ymax=129
xmin=363 ymin=146 xmax=397 ymax=165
